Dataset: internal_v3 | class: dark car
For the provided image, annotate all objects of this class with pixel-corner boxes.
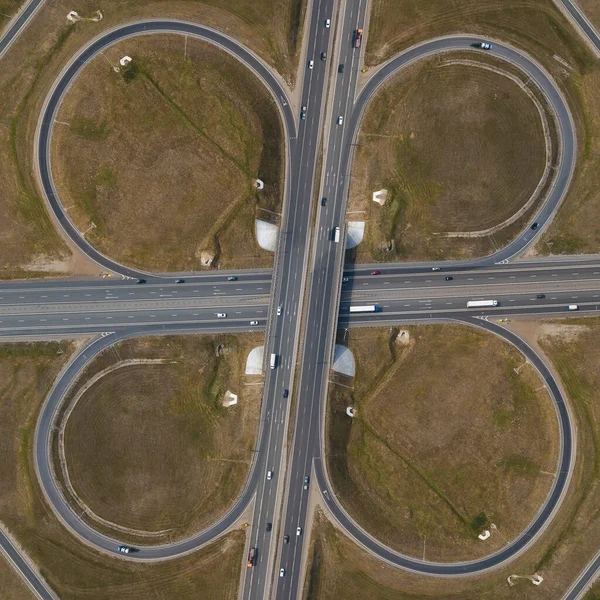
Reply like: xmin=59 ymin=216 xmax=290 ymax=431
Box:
xmin=136 ymin=279 xmax=146 ymax=284
xmin=266 ymin=522 xmax=272 ymax=532
xmin=303 ymin=476 xmax=310 ymax=490
xmin=283 ymin=389 xmax=289 ymax=398
xmin=444 ymin=276 xmax=453 ymax=281
xmin=228 ymin=276 xmax=238 ymax=281
xmin=321 ymin=197 xmax=327 ymax=206
xmin=338 ymin=64 xmax=344 ymax=73
xmin=283 ymin=535 xmax=290 ymax=544
xmin=371 ymin=270 xmax=380 ymax=275
xmin=536 ymin=294 xmax=546 ymax=299
xmin=321 ymin=52 xmax=327 ymax=61
xmin=175 ymin=279 xmax=185 ymax=283
xmin=342 ymin=277 xmax=349 ymax=283
xmin=531 ymin=222 xmax=539 ymax=230
xmin=300 ymin=106 xmax=307 ymax=120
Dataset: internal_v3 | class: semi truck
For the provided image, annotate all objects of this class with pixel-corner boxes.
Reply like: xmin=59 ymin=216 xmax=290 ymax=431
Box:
xmin=466 ymin=300 xmax=498 ymax=308
xmin=349 ymin=305 xmax=380 ymax=313
xmin=354 ymin=28 xmax=363 ymax=48
xmin=270 ymin=353 xmax=277 ymax=369
xmin=333 ymin=226 xmax=341 ymax=243
xmin=247 ymin=548 xmax=256 ymax=567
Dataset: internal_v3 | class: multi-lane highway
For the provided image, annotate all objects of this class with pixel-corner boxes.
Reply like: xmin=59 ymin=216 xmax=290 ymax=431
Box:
xmin=2 ymin=0 xmax=600 ymax=599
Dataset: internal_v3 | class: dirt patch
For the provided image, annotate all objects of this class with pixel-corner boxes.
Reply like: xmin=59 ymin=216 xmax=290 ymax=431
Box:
xmin=52 ymin=34 xmax=284 ymax=272
xmin=59 ymin=334 xmax=263 ymax=544
xmin=326 ymin=324 xmax=559 ymax=562
xmin=348 ymin=57 xmax=549 ymax=262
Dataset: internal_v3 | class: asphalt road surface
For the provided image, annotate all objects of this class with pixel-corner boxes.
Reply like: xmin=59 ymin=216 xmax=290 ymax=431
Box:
xmin=3 ymin=1 xmax=599 ymax=599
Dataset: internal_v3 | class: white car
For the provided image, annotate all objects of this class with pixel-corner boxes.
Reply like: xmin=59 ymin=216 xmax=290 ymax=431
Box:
xmin=216 ymin=313 xmax=227 ymax=318
xmin=280 ymin=568 xmax=286 ymax=577
xmin=296 ymin=527 xmax=302 ymax=536
xmin=337 ymin=116 xmax=343 ymax=125
xmin=325 ymin=18 xmax=331 ymax=28
xmin=267 ymin=470 xmax=273 ymax=480
xmin=250 ymin=320 xmax=259 ymax=325
xmin=308 ymin=60 xmax=314 ymax=69
xmin=117 ymin=546 xmax=130 ymax=554
xmin=277 ymin=305 xmax=283 ymax=316
xmin=480 ymin=42 xmax=493 ymax=50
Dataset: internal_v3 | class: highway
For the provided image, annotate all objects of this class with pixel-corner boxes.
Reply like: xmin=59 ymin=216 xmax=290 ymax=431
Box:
xmin=1 ymin=0 xmax=600 ymax=598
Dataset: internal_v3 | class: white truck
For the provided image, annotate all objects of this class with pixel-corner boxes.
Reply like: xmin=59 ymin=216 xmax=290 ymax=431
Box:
xmin=270 ymin=353 xmax=277 ymax=369
xmin=349 ymin=305 xmax=380 ymax=313
xmin=333 ymin=226 xmax=341 ymax=243
xmin=466 ymin=300 xmax=498 ymax=308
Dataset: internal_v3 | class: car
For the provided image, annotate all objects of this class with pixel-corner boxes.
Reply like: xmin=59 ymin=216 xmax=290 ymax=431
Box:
xmin=567 ymin=304 xmax=579 ymax=311
xmin=117 ymin=546 xmax=131 ymax=554
xmin=371 ymin=270 xmax=380 ymax=275
xmin=216 ymin=313 xmax=227 ymax=318
xmin=444 ymin=276 xmax=453 ymax=281
xmin=266 ymin=522 xmax=272 ymax=532
xmin=536 ymin=294 xmax=546 ymax=299
xmin=480 ymin=42 xmax=493 ymax=50
xmin=531 ymin=222 xmax=539 ymax=230
xmin=303 ymin=476 xmax=310 ymax=490
xmin=321 ymin=197 xmax=327 ymax=206
xmin=325 ymin=18 xmax=331 ymax=27
xmin=228 ymin=276 xmax=238 ymax=281
xmin=283 ymin=389 xmax=289 ymax=398
xmin=337 ymin=115 xmax=343 ymax=125
xmin=321 ymin=52 xmax=327 ymax=61
xmin=296 ymin=527 xmax=302 ymax=536
xmin=136 ymin=279 xmax=146 ymax=284
xmin=280 ymin=568 xmax=286 ymax=577
xmin=431 ymin=267 xmax=441 ymax=271
xmin=283 ymin=535 xmax=290 ymax=544
xmin=300 ymin=110 xmax=306 ymax=120
xmin=277 ymin=305 xmax=283 ymax=316
xmin=250 ymin=320 xmax=259 ymax=325
xmin=342 ymin=277 xmax=349 ymax=283
xmin=308 ymin=59 xmax=314 ymax=69
xmin=338 ymin=64 xmax=344 ymax=73
xmin=267 ymin=470 xmax=273 ymax=480
xmin=175 ymin=278 xmax=185 ymax=283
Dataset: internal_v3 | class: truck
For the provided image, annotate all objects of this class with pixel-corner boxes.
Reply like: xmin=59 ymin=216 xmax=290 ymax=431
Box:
xmin=354 ymin=28 xmax=363 ymax=48
xmin=247 ymin=548 xmax=256 ymax=568
xmin=466 ymin=300 xmax=498 ymax=308
xmin=333 ymin=226 xmax=341 ymax=243
xmin=349 ymin=305 xmax=380 ymax=313
xmin=270 ymin=353 xmax=277 ymax=369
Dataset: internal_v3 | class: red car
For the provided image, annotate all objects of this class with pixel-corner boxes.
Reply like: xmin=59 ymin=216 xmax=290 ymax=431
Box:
xmin=371 ymin=270 xmax=380 ymax=275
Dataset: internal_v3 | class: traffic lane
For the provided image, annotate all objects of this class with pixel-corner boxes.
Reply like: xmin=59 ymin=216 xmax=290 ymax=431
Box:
xmin=0 ymin=303 xmax=269 ymax=335
xmin=562 ymin=549 xmax=600 ymax=600
xmin=0 ymin=0 xmax=45 ymax=57
xmin=344 ymin=282 xmax=600 ymax=303
xmin=348 ymin=37 xmax=574 ymax=267
xmin=317 ymin=316 xmax=572 ymax=575
xmin=38 ymin=21 xmax=295 ymax=278
xmin=343 ymin=265 xmax=600 ymax=290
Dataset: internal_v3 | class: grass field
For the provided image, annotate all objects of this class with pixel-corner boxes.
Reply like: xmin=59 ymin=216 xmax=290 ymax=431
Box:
xmin=327 ymin=325 xmax=558 ymax=561
xmin=348 ymin=56 xmax=548 ymax=262
xmin=60 ymin=334 xmax=262 ymax=543
xmin=0 ymin=553 xmax=35 ymax=600
xmin=364 ymin=0 xmax=600 ymax=257
xmin=52 ymin=34 xmax=283 ymax=272
xmin=0 ymin=339 xmax=246 ymax=599
xmin=0 ymin=1 xmax=24 ymax=33
xmin=0 ymin=0 xmax=303 ymax=278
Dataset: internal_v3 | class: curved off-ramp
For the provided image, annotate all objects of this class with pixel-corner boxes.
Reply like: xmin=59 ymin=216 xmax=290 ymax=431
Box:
xmin=316 ymin=316 xmax=573 ymax=575
xmin=35 ymin=20 xmax=296 ymax=280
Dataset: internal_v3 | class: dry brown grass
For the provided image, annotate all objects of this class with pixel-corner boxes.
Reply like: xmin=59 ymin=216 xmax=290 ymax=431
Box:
xmin=577 ymin=0 xmax=600 ymax=31
xmin=364 ymin=0 xmax=600 ymax=257
xmin=0 ymin=1 xmax=24 ymax=34
xmin=51 ymin=34 xmax=283 ymax=272
xmin=0 ymin=339 xmax=246 ymax=599
xmin=0 ymin=553 xmax=35 ymax=600
xmin=0 ymin=0 xmax=304 ymax=277
xmin=349 ymin=56 xmax=548 ymax=262
xmin=327 ymin=325 xmax=558 ymax=562
xmin=59 ymin=334 xmax=263 ymax=544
